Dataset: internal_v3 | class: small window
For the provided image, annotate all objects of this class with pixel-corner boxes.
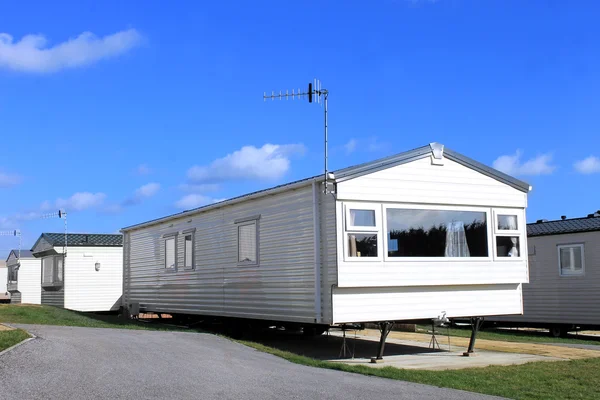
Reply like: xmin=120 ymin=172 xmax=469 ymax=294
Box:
xmin=558 ymin=244 xmax=584 ymax=276
xmin=238 ymin=221 xmax=258 ymax=265
xmin=498 ymin=215 xmax=518 ymax=231
xmin=8 ymin=266 xmax=18 ymax=283
xmin=184 ymin=234 xmax=194 ymax=269
xmin=56 ymin=258 xmax=63 ymax=282
xmin=348 ymin=233 xmax=378 ymax=257
xmin=349 ymin=209 xmax=376 ymax=228
xmin=496 ymin=236 xmax=520 ymax=257
xmin=165 ymin=237 xmax=176 ymax=269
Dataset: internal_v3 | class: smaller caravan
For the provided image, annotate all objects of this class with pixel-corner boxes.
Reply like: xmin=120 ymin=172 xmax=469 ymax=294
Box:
xmin=31 ymin=233 xmax=123 ymax=312
xmin=6 ymin=250 xmax=41 ymax=304
xmin=121 ymin=143 xmax=531 ymax=354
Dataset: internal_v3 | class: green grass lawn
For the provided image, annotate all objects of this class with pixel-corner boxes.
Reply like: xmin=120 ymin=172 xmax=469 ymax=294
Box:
xmin=0 ymin=304 xmax=181 ymax=331
xmin=0 ymin=329 xmax=31 ymax=352
xmin=416 ymin=324 xmax=600 ymax=346
xmin=240 ymin=340 xmax=600 ymax=400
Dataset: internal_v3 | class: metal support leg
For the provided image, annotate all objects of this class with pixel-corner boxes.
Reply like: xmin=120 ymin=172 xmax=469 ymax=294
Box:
xmin=371 ymin=321 xmax=393 ymax=363
xmin=463 ymin=317 xmax=484 ymax=356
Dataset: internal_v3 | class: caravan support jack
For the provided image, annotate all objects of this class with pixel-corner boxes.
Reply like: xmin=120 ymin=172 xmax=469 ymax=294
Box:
xmin=463 ymin=317 xmax=484 ymax=356
xmin=371 ymin=321 xmax=394 ymax=363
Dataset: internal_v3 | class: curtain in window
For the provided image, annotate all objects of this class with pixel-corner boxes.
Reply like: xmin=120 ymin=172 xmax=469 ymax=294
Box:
xmin=506 ymin=216 xmax=519 ymax=257
xmin=239 ymin=224 xmax=256 ymax=262
xmin=42 ymin=257 xmax=54 ymax=284
xmin=165 ymin=238 xmax=176 ymax=268
xmin=444 ymin=221 xmax=470 ymax=257
xmin=349 ymin=234 xmax=358 ymax=257
xmin=185 ymin=235 xmax=193 ymax=268
xmin=56 ymin=258 xmax=63 ymax=282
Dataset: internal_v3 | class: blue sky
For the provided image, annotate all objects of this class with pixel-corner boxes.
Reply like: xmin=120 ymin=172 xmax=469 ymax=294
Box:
xmin=1 ymin=0 xmax=599 ymax=251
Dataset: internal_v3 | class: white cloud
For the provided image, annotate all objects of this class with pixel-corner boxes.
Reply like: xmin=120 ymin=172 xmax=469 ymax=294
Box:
xmin=135 ymin=164 xmax=151 ymax=175
xmin=0 ymin=29 xmax=142 ymax=73
xmin=574 ymin=156 xmax=600 ymax=175
xmin=492 ymin=150 xmax=556 ymax=176
xmin=187 ymin=143 xmax=306 ymax=183
xmin=344 ymin=139 xmax=358 ymax=154
xmin=122 ymin=182 xmax=160 ymax=206
xmin=178 ymin=183 xmax=221 ymax=193
xmin=0 ymin=171 xmax=21 ymax=187
xmin=175 ymin=194 xmax=212 ymax=210
xmin=55 ymin=192 xmax=106 ymax=211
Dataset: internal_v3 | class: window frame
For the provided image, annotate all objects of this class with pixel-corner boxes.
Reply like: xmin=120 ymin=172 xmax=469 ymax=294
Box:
xmin=382 ymin=203 xmax=493 ymax=262
xmin=557 ymin=243 xmax=585 ymax=277
xmin=235 ymin=215 xmax=260 ymax=267
xmin=343 ymin=202 xmax=383 ymax=262
xmin=183 ymin=228 xmax=196 ymax=270
xmin=163 ymin=232 xmax=178 ymax=271
xmin=492 ymin=208 xmax=526 ymax=261
xmin=41 ymin=255 xmax=64 ymax=287
xmin=8 ymin=264 xmax=18 ymax=283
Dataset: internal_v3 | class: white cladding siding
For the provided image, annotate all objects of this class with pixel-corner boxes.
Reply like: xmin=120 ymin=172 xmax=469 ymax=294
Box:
xmin=0 ymin=262 xmax=7 ymax=294
xmin=63 ymin=246 xmax=123 ymax=312
xmin=332 ymin=284 xmax=522 ymax=323
xmin=492 ymin=231 xmax=600 ymax=326
xmin=9 ymin=259 xmax=41 ymax=304
xmin=332 ymin=154 xmax=528 ymax=322
xmin=336 ymin=157 xmax=527 ymax=208
xmin=124 ymin=185 xmax=318 ymax=324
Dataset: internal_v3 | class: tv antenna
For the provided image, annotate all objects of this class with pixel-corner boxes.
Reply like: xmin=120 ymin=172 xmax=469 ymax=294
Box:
xmin=0 ymin=229 xmax=21 ymax=261
xmin=263 ymin=79 xmax=332 ymax=194
xmin=41 ymin=209 xmax=68 ymax=263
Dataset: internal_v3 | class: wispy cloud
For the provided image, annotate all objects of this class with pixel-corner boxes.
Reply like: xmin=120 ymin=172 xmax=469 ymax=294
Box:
xmin=55 ymin=192 xmax=107 ymax=211
xmin=178 ymin=183 xmax=221 ymax=193
xmin=492 ymin=150 xmax=556 ymax=176
xmin=344 ymin=139 xmax=358 ymax=154
xmin=0 ymin=29 xmax=142 ymax=73
xmin=0 ymin=171 xmax=22 ymax=188
xmin=574 ymin=156 xmax=600 ymax=175
xmin=175 ymin=194 xmax=212 ymax=210
xmin=187 ymin=143 xmax=306 ymax=183
xmin=135 ymin=164 xmax=151 ymax=175
xmin=122 ymin=182 xmax=160 ymax=206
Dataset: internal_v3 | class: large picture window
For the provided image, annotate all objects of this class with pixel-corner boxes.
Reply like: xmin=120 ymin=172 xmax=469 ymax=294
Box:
xmin=386 ymin=208 xmax=488 ymax=257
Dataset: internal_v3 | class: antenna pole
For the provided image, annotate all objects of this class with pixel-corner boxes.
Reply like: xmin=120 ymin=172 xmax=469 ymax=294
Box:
xmin=323 ymin=91 xmax=329 ymax=194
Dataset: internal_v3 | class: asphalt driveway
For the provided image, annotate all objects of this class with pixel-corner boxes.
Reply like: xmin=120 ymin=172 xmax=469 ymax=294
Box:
xmin=0 ymin=325 xmax=502 ymax=400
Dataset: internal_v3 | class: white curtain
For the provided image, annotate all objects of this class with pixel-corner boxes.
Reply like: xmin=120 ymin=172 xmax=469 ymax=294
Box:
xmin=445 ymin=221 xmax=470 ymax=257
xmin=506 ymin=216 xmax=519 ymax=257
xmin=238 ymin=224 xmax=256 ymax=263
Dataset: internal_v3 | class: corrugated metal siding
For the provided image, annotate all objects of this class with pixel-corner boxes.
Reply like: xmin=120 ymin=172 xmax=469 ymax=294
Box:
xmin=332 ymin=284 xmax=523 ymax=323
xmin=336 ymin=157 xmax=527 ymax=208
xmin=10 ymin=292 xmax=21 ymax=304
xmin=41 ymin=288 xmax=64 ymax=307
xmin=491 ymin=231 xmax=600 ymax=325
xmin=125 ymin=185 xmax=318 ymax=324
xmin=64 ymin=247 xmax=123 ymax=312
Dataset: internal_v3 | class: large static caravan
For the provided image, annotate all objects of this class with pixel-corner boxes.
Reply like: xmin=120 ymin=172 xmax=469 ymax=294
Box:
xmin=31 ymin=233 xmax=123 ymax=312
xmin=6 ymin=250 xmax=41 ymax=304
xmin=488 ymin=213 xmax=600 ymax=336
xmin=121 ymin=143 xmax=531 ymax=333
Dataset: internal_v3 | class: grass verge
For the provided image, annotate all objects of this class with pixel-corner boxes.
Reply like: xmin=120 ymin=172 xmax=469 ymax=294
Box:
xmin=416 ymin=325 xmax=600 ymax=346
xmin=0 ymin=305 xmax=184 ymax=331
xmin=0 ymin=329 xmax=31 ymax=352
xmin=239 ymin=339 xmax=600 ymax=400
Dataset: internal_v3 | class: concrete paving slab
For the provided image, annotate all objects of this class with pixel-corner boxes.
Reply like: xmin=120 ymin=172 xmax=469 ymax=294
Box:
xmin=327 ymin=331 xmax=563 ymax=370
